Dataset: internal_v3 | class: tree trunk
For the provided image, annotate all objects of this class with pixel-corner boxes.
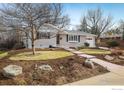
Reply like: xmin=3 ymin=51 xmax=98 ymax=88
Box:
xmin=32 ymin=39 xmax=35 ymax=55
xmin=95 ymin=36 xmax=100 ymax=48
xmin=31 ymin=25 xmax=36 ymax=55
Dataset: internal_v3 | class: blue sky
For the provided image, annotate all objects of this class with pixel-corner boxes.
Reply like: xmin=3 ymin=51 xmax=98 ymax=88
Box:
xmin=63 ymin=3 xmax=124 ymax=28
xmin=0 ymin=3 xmax=124 ymax=28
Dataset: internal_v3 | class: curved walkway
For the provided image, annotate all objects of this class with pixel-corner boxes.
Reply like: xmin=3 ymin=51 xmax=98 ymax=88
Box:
xmin=90 ymin=58 xmax=124 ymax=76
xmin=64 ymin=48 xmax=124 ymax=85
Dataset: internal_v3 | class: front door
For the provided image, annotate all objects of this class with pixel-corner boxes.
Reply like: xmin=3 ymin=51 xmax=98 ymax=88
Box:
xmin=56 ymin=34 xmax=60 ymax=44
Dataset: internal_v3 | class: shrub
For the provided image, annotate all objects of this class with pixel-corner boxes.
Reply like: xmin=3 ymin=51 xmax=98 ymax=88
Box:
xmin=107 ymin=40 xmax=119 ymax=47
xmin=0 ymin=38 xmax=17 ymax=49
xmin=84 ymin=42 xmax=90 ymax=47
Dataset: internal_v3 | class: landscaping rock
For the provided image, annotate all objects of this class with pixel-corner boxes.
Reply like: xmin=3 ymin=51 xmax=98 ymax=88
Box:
xmin=84 ymin=59 xmax=95 ymax=69
xmin=3 ymin=65 xmax=22 ymax=78
xmin=56 ymin=76 xmax=67 ymax=85
xmin=59 ymin=66 xmax=64 ymax=69
xmin=38 ymin=64 xmax=54 ymax=71
xmin=119 ymin=56 xmax=124 ymax=60
xmin=104 ymin=55 xmax=115 ymax=61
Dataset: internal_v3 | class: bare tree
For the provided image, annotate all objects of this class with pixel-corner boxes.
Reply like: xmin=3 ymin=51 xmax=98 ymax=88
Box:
xmin=119 ymin=20 xmax=124 ymax=40
xmin=80 ymin=8 xmax=113 ymax=45
xmin=0 ymin=3 xmax=70 ymax=55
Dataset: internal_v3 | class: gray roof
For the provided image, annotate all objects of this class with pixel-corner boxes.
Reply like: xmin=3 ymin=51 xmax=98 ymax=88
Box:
xmin=60 ymin=30 xmax=96 ymax=36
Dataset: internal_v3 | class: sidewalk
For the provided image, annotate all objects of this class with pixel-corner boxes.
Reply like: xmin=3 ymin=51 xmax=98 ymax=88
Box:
xmin=65 ymin=72 xmax=124 ymax=85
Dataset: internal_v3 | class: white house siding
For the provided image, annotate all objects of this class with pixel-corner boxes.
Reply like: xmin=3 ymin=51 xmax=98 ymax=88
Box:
xmin=25 ymin=24 xmax=59 ymax=48
xmin=85 ymin=36 xmax=95 ymax=47
xmin=25 ymin=34 xmax=96 ymax=48
xmin=23 ymin=24 xmax=96 ymax=48
xmin=59 ymin=34 xmax=86 ymax=48
xmin=27 ymin=37 xmax=56 ymax=48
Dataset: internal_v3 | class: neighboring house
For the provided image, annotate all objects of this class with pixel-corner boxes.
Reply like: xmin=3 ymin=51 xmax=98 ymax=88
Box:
xmin=24 ymin=24 xmax=96 ymax=48
xmin=100 ymin=33 xmax=123 ymax=40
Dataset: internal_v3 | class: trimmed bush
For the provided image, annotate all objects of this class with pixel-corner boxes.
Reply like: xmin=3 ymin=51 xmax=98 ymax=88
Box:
xmin=106 ymin=40 xmax=119 ymax=47
xmin=84 ymin=42 xmax=90 ymax=47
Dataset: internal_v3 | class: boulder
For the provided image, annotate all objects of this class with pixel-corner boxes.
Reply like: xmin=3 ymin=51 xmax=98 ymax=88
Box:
xmin=84 ymin=59 xmax=95 ymax=69
xmin=119 ymin=56 xmax=124 ymax=60
xmin=104 ymin=55 xmax=114 ymax=61
xmin=38 ymin=64 xmax=54 ymax=71
xmin=3 ymin=65 xmax=22 ymax=78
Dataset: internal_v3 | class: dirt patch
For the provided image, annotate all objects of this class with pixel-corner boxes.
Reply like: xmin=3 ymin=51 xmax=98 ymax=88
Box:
xmin=0 ymin=49 xmax=108 ymax=85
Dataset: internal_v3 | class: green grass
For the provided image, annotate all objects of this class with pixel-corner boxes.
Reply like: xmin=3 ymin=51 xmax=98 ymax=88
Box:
xmin=9 ymin=51 xmax=74 ymax=61
xmin=79 ymin=49 xmax=111 ymax=55
xmin=0 ymin=51 xmax=8 ymax=59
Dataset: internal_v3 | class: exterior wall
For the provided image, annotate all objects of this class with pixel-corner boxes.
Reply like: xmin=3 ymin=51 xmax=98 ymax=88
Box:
xmin=26 ymin=34 xmax=96 ymax=48
xmin=58 ymin=34 xmax=96 ymax=48
xmin=27 ymin=37 xmax=56 ymax=48
xmin=85 ymin=36 xmax=96 ymax=47
xmin=25 ymin=25 xmax=59 ymax=48
xmin=58 ymin=34 xmax=86 ymax=48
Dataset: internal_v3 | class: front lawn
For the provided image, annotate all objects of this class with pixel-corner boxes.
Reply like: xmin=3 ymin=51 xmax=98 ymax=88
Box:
xmin=0 ymin=55 xmax=108 ymax=85
xmin=0 ymin=51 xmax=8 ymax=59
xmin=9 ymin=51 xmax=74 ymax=60
xmin=79 ymin=49 xmax=111 ymax=55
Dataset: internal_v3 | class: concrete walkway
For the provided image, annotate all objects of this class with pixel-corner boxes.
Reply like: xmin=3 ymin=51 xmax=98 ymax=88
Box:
xmin=99 ymin=47 xmax=110 ymax=50
xmin=65 ymin=72 xmax=124 ymax=85
xmin=64 ymin=48 xmax=124 ymax=72
xmin=64 ymin=48 xmax=124 ymax=85
xmin=90 ymin=58 xmax=124 ymax=75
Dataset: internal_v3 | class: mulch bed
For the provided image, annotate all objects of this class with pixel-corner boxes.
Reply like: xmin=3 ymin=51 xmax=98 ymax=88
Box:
xmin=93 ymin=54 xmax=124 ymax=66
xmin=0 ymin=49 xmax=108 ymax=85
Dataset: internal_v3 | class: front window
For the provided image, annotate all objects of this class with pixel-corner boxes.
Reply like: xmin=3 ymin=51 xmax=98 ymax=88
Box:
xmin=37 ymin=32 xmax=50 ymax=39
xmin=86 ymin=37 xmax=92 ymax=40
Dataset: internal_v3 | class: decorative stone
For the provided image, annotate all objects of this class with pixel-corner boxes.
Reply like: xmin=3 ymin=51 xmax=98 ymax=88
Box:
xmin=3 ymin=65 xmax=22 ymax=78
xmin=38 ymin=64 xmax=54 ymax=71
xmin=104 ymin=55 xmax=114 ymax=61
xmin=60 ymin=66 xmax=64 ymax=69
xmin=84 ymin=59 xmax=95 ymax=69
xmin=119 ymin=56 xmax=124 ymax=60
